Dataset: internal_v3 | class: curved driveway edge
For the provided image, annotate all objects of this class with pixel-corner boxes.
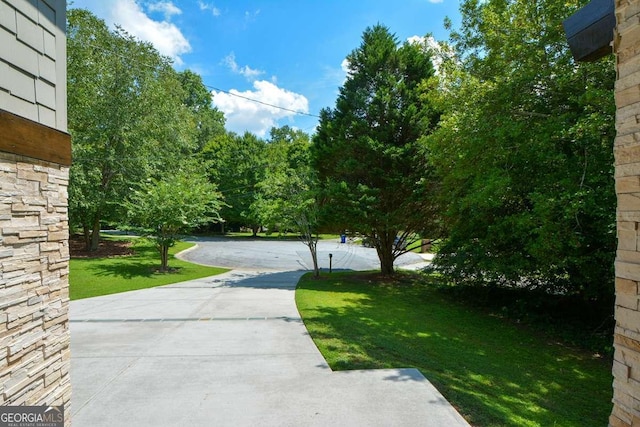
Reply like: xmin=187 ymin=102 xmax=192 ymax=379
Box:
xmin=177 ymin=237 xmax=431 ymax=272
xmin=70 ymin=242 xmax=469 ymax=426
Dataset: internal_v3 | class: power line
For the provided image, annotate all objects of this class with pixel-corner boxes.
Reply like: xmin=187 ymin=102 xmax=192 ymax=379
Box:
xmin=75 ymin=42 xmax=322 ymax=119
xmin=206 ymin=85 xmax=320 ymax=118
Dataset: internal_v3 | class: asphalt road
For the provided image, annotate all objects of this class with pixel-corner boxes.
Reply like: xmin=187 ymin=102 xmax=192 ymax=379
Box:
xmin=178 ymin=236 xmax=428 ymax=271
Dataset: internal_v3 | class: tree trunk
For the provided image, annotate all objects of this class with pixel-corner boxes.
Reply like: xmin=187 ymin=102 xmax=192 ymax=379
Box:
xmin=159 ymin=244 xmax=170 ymax=272
xmin=379 ymin=248 xmax=395 ymax=276
xmin=83 ymin=224 xmax=91 ymax=250
xmin=376 ymin=231 xmax=396 ymax=276
xmin=90 ymin=217 xmax=101 ymax=252
xmin=252 ymin=225 xmax=260 ymax=237
xmin=307 ymin=239 xmax=320 ymax=278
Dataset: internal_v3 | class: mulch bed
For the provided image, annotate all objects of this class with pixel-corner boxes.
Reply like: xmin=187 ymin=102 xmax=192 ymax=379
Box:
xmin=70 ymin=235 xmax=135 ymax=258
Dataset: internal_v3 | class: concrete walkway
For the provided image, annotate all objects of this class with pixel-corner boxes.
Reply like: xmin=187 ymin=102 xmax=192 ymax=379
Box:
xmin=70 ymin=259 xmax=469 ymax=426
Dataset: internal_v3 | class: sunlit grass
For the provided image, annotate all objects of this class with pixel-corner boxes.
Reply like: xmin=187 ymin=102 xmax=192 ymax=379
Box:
xmin=295 ymin=271 xmax=612 ymax=427
xmin=69 ymin=238 xmax=228 ymax=300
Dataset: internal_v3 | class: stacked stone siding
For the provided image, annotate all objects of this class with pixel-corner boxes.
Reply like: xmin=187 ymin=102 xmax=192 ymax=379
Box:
xmin=612 ymin=1 xmax=640 ymax=426
xmin=0 ymin=0 xmax=70 ymax=423
xmin=0 ymin=152 xmax=70 ymax=420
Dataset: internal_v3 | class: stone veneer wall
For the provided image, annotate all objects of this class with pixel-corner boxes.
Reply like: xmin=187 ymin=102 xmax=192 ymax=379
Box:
xmin=0 ymin=151 xmax=70 ymax=421
xmin=612 ymin=1 xmax=640 ymax=426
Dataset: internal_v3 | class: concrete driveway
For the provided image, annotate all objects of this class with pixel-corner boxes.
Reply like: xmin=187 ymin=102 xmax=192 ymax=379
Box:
xmin=70 ymin=239 xmax=468 ymax=426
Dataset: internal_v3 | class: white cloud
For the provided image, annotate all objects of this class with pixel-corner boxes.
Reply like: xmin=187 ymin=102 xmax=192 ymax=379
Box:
xmin=407 ymin=35 xmax=448 ymax=74
xmin=340 ymin=57 xmax=354 ymax=82
xmin=110 ymin=0 xmax=191 ymax=64
xmin=147 ymin=1 xmax=181 ymax=19
xmin=198 ymin=1 xmax=221 ymax=16
xmin=407 ymin=35 xmax=441 ymax=50
xmin=223 ymin=52 xmax=264 ymax=80
xmin=245 ymin=9 xmax=260 ymax=21
xmin=211 ymin=80 xmax=309 ymax=137
xmin=428 ymin=0 xmax=444 ymax=3
xmin=341 ymin=58 xmax=351 ymax=74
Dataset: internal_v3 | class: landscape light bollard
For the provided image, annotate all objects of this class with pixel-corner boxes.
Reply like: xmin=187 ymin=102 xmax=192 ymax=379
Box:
xmin=329 ymin=253 xmax=333 ymax=274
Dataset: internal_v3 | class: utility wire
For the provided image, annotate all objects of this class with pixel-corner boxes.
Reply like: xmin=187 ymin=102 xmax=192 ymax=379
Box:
xmin=79 ymin=42 xmax=321 ymax=119
xmin=207 ymin=85 xmax=320 ymax=118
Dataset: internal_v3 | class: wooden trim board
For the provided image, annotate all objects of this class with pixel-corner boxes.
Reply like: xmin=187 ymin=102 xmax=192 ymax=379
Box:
xmin=0 ymin=109 xmax=71 ymax=166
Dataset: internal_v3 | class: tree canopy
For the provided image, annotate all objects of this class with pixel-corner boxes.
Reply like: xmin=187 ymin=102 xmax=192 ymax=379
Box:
xmin=125 ymin=165 xmax=224 ymax=271
xmin=67 ymin=8 xmax=227 ymax=251
xmin=177 ymin=70 xmax=226 ymax=151
xmin=66 ymin=5 xmax=617 ymax=311
xmin=427 ymin=0 xmax=616 ymax=305
xmin=254 ymin=127 xmax=322 ymax=276
xmin=313 ymin=24 xmax=441 ymax=275
xmin=201 ymin=131 xmax=266 ymax=234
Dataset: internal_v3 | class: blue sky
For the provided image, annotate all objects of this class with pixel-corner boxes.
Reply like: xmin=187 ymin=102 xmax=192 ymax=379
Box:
xmin=69 ymin=0 xmax=461 ymax=137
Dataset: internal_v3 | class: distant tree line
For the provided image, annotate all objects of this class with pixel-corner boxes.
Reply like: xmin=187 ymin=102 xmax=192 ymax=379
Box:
xmin=68 ymin=0 xmax=616 ymax=316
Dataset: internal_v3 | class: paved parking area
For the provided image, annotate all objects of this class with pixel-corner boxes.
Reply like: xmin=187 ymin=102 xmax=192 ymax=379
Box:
xmin=177 ymin=237 xmax=428 ymax=271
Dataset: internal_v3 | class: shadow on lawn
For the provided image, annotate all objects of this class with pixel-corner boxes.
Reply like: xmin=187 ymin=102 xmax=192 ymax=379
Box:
xmin=297 ymin=274 xmax=612 ymax=427
xmin=86 ymin=259 xmax=162 ymax=279
xmin=81 ymin=241 xmax=202 ymax=279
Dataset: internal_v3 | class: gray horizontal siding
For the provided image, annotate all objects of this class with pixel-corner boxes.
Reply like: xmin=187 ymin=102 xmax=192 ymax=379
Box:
xmin=0 ymin=0 xmax=66 ymax=131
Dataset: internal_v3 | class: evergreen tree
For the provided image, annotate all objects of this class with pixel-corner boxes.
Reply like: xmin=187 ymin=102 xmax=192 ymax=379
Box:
xmin=313 ymin=24 xmax=440 ymax=275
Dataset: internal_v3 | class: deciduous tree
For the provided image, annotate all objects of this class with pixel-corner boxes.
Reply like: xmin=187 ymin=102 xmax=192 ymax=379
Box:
xmin=125 ymin=166 xmax=224 ymax=271
xmin=201 ymin=131 xmax=265 ymax=233
xmin=67 ymin=9 xmax=195 ymax=250
xmin=254 ymin=127 xmax=322 ymax=277
xmin=428 ymin=0 xmax=616 ymax=305
xmin=178 ymin=70 xmax=226 ymax=151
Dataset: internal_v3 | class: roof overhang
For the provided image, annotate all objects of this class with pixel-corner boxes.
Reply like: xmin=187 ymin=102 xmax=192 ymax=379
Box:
xmin=563 ymin=0 xmax=615 ymax=62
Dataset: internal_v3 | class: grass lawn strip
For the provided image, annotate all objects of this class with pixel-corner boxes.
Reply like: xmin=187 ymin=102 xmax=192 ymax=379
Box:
xmin=295 ymin=271 xmax=612 ymax=427
xmin=69 ymin=237 xmax=228 ymax=300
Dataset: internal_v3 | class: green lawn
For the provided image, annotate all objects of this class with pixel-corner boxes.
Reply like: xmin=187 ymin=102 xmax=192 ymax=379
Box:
xmin=69 ymin=238 xmax=228 ymax=300
xmin=295 ymin=271 xmax=613 ymax=427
